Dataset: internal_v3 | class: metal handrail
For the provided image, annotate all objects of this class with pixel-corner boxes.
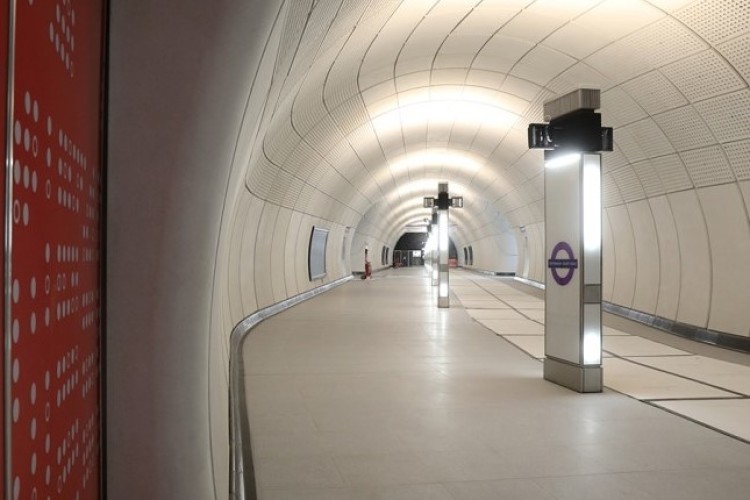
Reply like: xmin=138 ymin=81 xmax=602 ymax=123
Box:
xmin=228 ymin=275 xmax=353 ymax=499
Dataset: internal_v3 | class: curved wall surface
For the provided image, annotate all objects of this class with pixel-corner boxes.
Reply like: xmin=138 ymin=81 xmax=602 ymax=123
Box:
xmin=107 ymin=0 xmax=750 ymax=498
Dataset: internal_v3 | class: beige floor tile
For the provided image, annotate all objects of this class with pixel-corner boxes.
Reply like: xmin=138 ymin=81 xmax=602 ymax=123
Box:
xmin=603 ymin=358 xmax=735 ymax=400
xmin=245 ymin=268 xmax=750 ymax=498
xmin=456 ymin=300 xmax=509 ymax=309
xmin=444 ymin=478 xmax=556 ymax=500
xmin=477 ymin=319 xmax=545 ymax=335
xmin=254 ymin=456 xmax=344 ymax=489
xmin=518 ymin=309 xmax=544 ymax=322
xmin=502 ymin=335 xmax=545 ymax=358
xmin=603 ymin=336 xmax=690 ymax=357
xmin=504 ymin=300 xmax=545 ymax=309
xmin=467 ymin=308 xmax=525 ymax=320
xmin=654 ymin=399 xmax=750 ymax=442
xmin=604 ymin=326 xmax=631 ymax=336
xmin=333 ymin=453 xmax=437 ymax=486
xmin=634 ymin=356 xmax=750 ymax=395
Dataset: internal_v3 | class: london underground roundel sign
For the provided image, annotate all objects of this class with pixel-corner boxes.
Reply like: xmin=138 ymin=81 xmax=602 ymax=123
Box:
xmin=548 ymin=241 xmax=578 ymax=286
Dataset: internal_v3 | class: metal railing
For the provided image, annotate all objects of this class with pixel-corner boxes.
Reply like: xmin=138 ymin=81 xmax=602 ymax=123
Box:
xmin=228 ymin=275 xmax=353 ymax=499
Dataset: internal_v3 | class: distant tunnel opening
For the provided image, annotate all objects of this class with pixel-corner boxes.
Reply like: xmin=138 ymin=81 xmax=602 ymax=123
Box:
xmin=394 ymin=232 xmax=458 ymax=267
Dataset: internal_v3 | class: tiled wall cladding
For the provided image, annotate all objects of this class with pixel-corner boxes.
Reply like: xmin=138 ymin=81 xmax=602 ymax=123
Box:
xmin=5 ymin=0 xmax=104 ymax=498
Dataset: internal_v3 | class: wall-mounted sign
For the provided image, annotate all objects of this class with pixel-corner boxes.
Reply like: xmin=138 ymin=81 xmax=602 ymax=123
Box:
xmin=548 ymin=241 xmax=578 ymax=286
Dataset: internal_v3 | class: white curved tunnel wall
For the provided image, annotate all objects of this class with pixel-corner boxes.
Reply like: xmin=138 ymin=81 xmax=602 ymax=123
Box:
xmin=600 ymin=183 xmax=750 ymax=337
xmin=107 ymin=1 xmax=750 ymax=499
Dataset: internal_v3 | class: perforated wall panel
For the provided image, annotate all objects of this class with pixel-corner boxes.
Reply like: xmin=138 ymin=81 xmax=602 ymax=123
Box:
xmin=612 ymin=166 xmax=646 ymax=203
xmin=694 ymin=89 xmax=750 ymax=143
xmin=622 ymin=71 xmax=687 ymax=115
xmin=632 ymin=159 xmax=666 ymax=197
xmin=9 ymin=1 xmax=104 ymax=499
xmin=719 ymin=34 xmax=750 ymax=82
xmin=676 ymin=0 xmax=750 ymax=45
xmin=680 ymin=145 xmax=735 ymax=187
xmin=650 ymin=154 xmax=693 ymax=192
xmin=661 ymin=49 xmax=745 ymax=102
xmin=652 ymin=105 xmax=715 ymax=152
xmin=601 ymin=88 xmax=646 ymax=128
xmin=723 ymin=139 xmax=750 ymax=180
xmin=617 ymin=118 xmax=674 ymax=162
xmin=622 ymin=16 xmax=706 ymax=68
xmin=585 ymin=41 xmax=651 ymax=83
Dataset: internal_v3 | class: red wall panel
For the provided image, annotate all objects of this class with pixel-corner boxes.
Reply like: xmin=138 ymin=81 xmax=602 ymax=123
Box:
xmin=1 ymin=0 xmax=8 ymax=493
xmin=8 ymin=0 xmax=103 ymax=498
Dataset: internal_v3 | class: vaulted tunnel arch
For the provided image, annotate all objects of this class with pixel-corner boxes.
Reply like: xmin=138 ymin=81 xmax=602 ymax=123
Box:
xmin=108 ymin=1 xmax=750 ymax=497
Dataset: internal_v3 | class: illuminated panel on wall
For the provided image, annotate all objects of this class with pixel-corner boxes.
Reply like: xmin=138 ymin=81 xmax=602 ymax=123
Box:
xmin=8 ymin=1 xmax=103 ymax=498
xmin=308 ymin=227 xmax=329 ymax=281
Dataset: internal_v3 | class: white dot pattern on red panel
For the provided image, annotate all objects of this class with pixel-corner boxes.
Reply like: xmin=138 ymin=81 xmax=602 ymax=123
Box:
xmin=10 ymin=0 xmax=101 ymax=497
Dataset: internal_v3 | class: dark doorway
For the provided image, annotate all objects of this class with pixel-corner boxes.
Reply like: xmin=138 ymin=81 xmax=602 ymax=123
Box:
xmin=394 ymin=232 xmax=458 ymax=267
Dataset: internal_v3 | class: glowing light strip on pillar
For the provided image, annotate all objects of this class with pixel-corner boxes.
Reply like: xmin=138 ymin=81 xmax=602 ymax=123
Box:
xmin=583 ymin=159 xmax=601 ymax=253
xmin=438 ymin=211 xmax=448 ymax=299
xmin=431 ymin=223 xmax=438 ymax=284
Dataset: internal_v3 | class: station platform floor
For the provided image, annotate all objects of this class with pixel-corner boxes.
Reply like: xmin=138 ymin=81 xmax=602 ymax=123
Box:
xmin=244 ymin=268 xmax=750 ymax=500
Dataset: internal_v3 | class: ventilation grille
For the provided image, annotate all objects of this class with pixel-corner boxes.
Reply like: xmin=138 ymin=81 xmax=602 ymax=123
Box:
xmin=680 ymin=145 xmax=735 ymax=187
xmin=622 ymin=71 xmax=688 ymax=115
xmin=694 ymin=89 xmax=750 ymax=143
xmin=723 ymin=139 xmax=750 ymax=180
xmin=662 ymin=49 xmax=745 ymax=102
xmin=653 ymin=105 xmax=715 ymax=151
xmin=676 ymin=0 xmax=750 ymax=45
xmin=651 ymin=154 xmax=693 ymax=192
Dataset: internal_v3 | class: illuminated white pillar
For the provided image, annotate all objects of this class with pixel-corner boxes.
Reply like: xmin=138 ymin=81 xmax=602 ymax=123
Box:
xmin=437 ymin=186 xmax=450 ymax=308
xmin=431 ymin=215 xmax=438 ymax=286
xmin=541 ymin=90 xmax=604 ymax=393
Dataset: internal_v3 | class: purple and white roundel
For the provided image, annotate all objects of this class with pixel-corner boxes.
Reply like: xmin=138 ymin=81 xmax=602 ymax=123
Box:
xmin=548 ymin=241 xmax=578 ymax=286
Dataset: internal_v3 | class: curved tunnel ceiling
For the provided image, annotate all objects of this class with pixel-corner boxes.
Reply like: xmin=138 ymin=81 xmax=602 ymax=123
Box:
xmin=245 ymin=0 xmax=749 ymax=250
